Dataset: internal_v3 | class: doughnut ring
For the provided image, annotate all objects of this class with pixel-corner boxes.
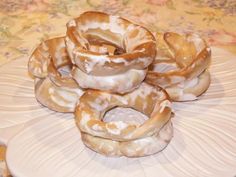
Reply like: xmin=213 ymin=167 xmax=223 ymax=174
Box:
xmin=72 ymin=67 xmax=147 ymax=94
xmin=75 ymin=83 xmax=173 ymax=157
xmin=28 ymin=37 xmax=84 ymax=112
xmin=146 ymin=32 xmax=211 ymax=101
xmin=66 ymin=11 xmax=156 ymax=93
xmin=81 ymin=120 xmax=173 ymax=157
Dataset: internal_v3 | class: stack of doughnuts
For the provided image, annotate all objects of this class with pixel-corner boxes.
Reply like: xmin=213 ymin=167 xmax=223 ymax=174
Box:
xmin=28 ymin=37 xmax=84 ymax=112
xmin=146 ymin=32 xmax=211 ymax=101
xmin=76 ymin=83 xmax=172 ymax=157
xmin=66 ymin=11 xmax=156 ymax=94
xmin=65 ymin=11 xmax=173 ymax=157
xmin=28 ymin=11 xmax=211 ymax=157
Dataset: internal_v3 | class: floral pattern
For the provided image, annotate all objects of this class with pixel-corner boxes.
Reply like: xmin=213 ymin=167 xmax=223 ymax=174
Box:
xmin=0 ymin=0 xmax=235 ymax=65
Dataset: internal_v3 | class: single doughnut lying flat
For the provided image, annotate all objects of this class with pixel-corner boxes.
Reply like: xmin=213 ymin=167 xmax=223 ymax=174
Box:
xmin=28 ymin=37 xmax=84 ymax=112
xmin=75 ymin=83 xmax=173 ymax=156
xmin=66 ymin=11 xmax=156 ymax=93
xmin=146 ymin=32 xmax=211 ymax=101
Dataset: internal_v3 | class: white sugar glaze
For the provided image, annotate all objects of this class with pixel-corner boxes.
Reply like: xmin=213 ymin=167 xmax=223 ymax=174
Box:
xmin=72 ymin=67 xmax=147 ymax=93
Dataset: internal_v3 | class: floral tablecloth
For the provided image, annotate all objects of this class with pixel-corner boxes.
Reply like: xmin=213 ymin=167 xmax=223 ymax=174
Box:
xmin=0 ymin=0 xmax=235 ymax=176
xmin=0 ymin=0 xmax=236 ymax=67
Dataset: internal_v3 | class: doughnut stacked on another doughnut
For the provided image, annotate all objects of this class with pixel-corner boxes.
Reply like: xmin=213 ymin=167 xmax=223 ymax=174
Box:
xmin=75 ymin=83 xmax=173 ymax=157
xmin=28 ymin=12 xmax=177 ymax=158
xmin=28 ymin=37 xmax=84 ymax=112
xmin=146 ymin=32 xmax=211 ymax=101
xmin=66 ymin=11 xmax=156 ymax=94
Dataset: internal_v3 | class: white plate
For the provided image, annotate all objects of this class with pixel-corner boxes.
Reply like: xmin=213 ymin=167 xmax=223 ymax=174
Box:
xmin=0 ymin=58 xmax=57 ymax=145
xmin=2 ymin=47 xmax=236 ymax=177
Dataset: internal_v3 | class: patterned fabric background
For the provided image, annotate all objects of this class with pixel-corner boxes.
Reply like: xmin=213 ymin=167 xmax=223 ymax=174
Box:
xmin=0 ymin=0 xmax=235 ymax=176
xmin=0 ymin=0 xmax=236 ymax=66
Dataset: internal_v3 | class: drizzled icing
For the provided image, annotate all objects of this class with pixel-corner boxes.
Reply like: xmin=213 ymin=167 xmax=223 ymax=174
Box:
xmin=66 ymin=12 xmax=155 ymax=94
xmin=146 ymin=32 xmax=211 ymax=101
xmin=80 ymin=15 xmax=126 ymax=35
xmin=73 ymin=51 xmax=110 ymax=73
xmin=46 ymin=78 xmax=83 ymax=108
xmin=76 ymin=82 xmax=171 ymax=142
xmin=140 ymin=121 xmax=173 ymax=155
xmin=72 ymin=67 xmax=146 ymax=93
xmin=31 ymin=37 xmax=85 ymax=112
xmin=80 ymin=111 xmax=91 ymax=131
xmin=124 ymin=26 xmax=154 ymax=53
xmin=128 ymin=83 xmax=158 ymax=105
xmin=106 ymin=121 xmax=128 ymax=135
xmin=112 ymin=57 xmax=151 ymax=67
xmin=88 ymin=98 xmax=109 ymax=112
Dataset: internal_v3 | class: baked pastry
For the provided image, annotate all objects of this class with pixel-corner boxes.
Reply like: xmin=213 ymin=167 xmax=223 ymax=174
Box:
xmin=75 ymin=83 xmax=173 ymax=157
xmin=146 ymin=32 xmax=211 ymax=101
xmin=66 ymin=11 xmax=156 ymax=94
xmin=81 ymin=120 xmax=173 ymax=157
xmin=28 ymin=37 xmax=84 ymax=112
xmin=27 ymin=11 xmax=214 ymax=158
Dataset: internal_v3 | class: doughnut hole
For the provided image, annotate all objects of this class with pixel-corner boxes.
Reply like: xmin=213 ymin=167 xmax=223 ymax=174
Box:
xmin=103 ymin=107 xmax=148 ymax=126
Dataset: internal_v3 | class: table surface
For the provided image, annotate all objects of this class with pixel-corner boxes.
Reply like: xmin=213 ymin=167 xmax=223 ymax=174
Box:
xmin=0 ymin=0 xmax=236 ymax=176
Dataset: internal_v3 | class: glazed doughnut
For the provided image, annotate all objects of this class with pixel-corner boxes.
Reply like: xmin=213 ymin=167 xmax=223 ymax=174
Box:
xmin=66 ymin=11 xmax=156 ymax=93
xmin=75 ymin=83 xmax=173 ymax=157
xmin=28 ymin=37 xmax=84 ymax=112
xmin=72 ymin=67 xmax=147 ymax=94
xmin=146 ymin=32 xmax=211 ymax=101
xmin=81 ymin=120 xmax=173 ymax=157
